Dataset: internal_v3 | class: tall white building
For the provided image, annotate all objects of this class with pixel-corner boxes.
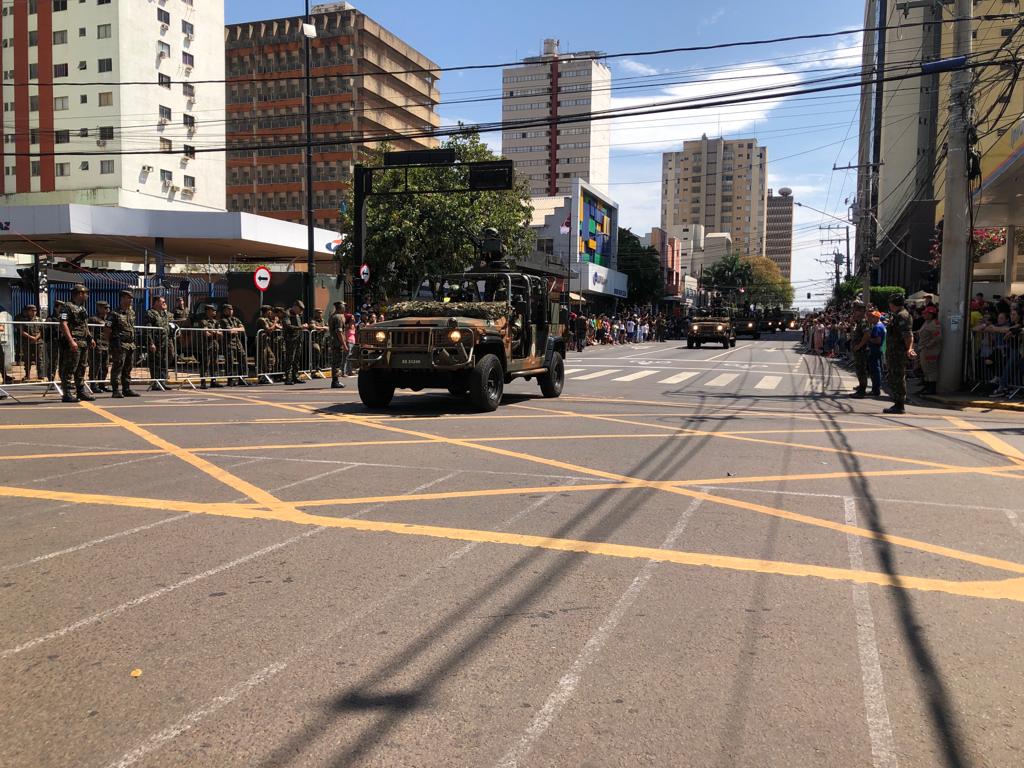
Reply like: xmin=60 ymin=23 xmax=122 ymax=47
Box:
xmin=1 ymin=0 xmax=226 ymax=212
xmin=501 ymin=39 xmax=610 ymax=198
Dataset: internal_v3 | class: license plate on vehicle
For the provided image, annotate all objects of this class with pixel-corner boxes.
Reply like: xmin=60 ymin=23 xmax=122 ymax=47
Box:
xmin=393 ymin=353 xmax=430 ymax=369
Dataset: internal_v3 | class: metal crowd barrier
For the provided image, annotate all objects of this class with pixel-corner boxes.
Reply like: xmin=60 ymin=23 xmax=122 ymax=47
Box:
xmin=254 ymin=328 xmax=323 ymax=383
xmin=965 ymin=327 xmax=1024 ymax=398
xmin=172 ymin=327 xmax=252 ymax=388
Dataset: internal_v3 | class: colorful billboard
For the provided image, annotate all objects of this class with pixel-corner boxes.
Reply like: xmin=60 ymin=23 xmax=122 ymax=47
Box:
xmin=576 ymin=183 xmax=617 ymax=268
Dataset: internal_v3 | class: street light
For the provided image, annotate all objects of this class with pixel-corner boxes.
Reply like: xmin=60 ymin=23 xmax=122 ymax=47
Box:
xmin=303 ymin=4 xmax=317 ymax=321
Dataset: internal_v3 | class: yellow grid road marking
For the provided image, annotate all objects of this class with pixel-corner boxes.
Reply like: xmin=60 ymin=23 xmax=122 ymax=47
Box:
xmin=946 ymin=416 xmax=1024 ymax=468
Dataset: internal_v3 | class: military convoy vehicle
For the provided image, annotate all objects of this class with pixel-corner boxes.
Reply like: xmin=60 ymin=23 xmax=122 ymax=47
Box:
xmin=733 ymin=311 xmax=762 ymax=339
xmin=357 ymin=236 xmax=567 ymax=412
xmin=686 ymin=310 xmax=737 ymax=349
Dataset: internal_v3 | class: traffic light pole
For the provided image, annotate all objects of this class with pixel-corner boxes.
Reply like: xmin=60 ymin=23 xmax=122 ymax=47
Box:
xmin=936 ymin=0 xmax=973 ymax=394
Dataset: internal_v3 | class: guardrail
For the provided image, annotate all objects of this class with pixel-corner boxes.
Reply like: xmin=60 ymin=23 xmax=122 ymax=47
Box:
xmin=965 ymin=327 xmax=1024 ymax=398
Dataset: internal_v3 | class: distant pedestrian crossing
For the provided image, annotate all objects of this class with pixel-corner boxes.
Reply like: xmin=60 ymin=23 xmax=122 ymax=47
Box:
xmin=558 ymin=367 xmax=814 ymax=393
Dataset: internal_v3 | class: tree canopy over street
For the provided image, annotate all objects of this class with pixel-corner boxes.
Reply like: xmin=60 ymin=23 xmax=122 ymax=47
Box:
xmin=703 ymin=253 xmax=794 ymax=308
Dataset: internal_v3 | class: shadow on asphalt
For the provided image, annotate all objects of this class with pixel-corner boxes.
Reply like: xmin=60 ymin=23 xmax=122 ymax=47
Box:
xmin=311 ymin=392 xmax=538 ymax=417
xmin=254 ymin=394 xmax=761 ymax=768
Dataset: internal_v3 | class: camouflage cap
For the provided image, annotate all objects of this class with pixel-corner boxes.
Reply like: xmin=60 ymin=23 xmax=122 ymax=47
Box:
xmin=221 ymin=303 xmax=233 ymax=310
xmin=203 ymin=303 xmax=217 ymax=312
xmin=71 ymin=283 xmax=88 ymax=294
xmin=260 ymin=304 xmax=273 ymax=313
xmin=119 ymin=289 xmax=134 ymax=298
xmin=293 ymin=300 xmax=305 ymax=310
xmin=24 ymin=304 xmax=37 ymax=311
xmin=96 ymin=300 xmax=110 ymax=308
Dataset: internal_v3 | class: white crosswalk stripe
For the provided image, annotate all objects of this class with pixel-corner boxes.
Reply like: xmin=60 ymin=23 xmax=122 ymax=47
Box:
xmin=705 ymin=373 xmax=739 ymax=387
xmin=659 ymin=372 xmax=699 ymax=385
xmin=572 ymin=369 xmax=621 ymax=381
xmin=613 ymin=370 xmax=662 ymax=382
xmin=755 ymin=375 xmax=783 ymax=390
xmin=563 ymin=369 xmax=585 ymax=375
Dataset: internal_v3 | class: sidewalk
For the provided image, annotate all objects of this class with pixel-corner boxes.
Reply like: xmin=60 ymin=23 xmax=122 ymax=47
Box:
xmin=921 ymin=392 xmax=1024 ymax=413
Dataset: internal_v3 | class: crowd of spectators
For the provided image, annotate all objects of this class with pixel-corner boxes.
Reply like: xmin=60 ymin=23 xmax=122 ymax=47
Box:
xmin=568 ymin=308 xmax=681 ymax=352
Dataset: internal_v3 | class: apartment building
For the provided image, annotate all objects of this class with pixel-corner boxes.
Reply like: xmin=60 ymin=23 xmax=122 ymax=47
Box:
xmin=1 ymin=0 xmax=226 ymax=211
xmin=646 ymin=226 xmax=684 ymax=298
xmin=765 ymin=187 xmax=794 ymax=280
xmin=225 ymin=2 xmax=440 ymax=231
xmin=501 ymin=39 xmax=611 ymax=198
xmin=661 ymin=135 xmax=768 ymax=260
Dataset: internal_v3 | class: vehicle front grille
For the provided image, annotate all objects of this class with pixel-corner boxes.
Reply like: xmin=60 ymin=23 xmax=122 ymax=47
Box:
xmin=390 ymin=329 xmax=431 ymax=348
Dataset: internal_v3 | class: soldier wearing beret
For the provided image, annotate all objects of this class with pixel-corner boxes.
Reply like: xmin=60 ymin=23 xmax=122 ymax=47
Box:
xmin=219 ymin=303 xmax=247 ymax=385
xmin=105 ymin=289 xmax=139 ymax=398
xmin=58 ymin=284 xmax=96 ymax=402
xmin=87 ymin=300 xmax=111 ymax=391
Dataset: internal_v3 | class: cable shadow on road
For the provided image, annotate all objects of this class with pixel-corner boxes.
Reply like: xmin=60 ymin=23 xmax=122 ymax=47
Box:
xmin=254 ymin=396 xmax=733 ymax=768
xmin=809 ymin=399 xmax=971 ymax=768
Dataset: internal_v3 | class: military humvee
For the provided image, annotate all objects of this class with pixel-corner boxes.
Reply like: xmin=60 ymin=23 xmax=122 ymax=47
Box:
xmin=356 ymin=245 xmax=567 ymax=412
xmin=733 ymin=310 xmax=762 ymax=339
xmin=686 ymin=309 xmax=737 ymax=349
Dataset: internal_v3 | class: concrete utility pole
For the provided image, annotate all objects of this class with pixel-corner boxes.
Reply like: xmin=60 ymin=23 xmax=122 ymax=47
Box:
xmin=854 ymin=0 xmax=878 ymax=286
xmin=865 ymin=0 xmax=888 ymax=306
xmin=936 ymin=0 xmax=973 ymax=394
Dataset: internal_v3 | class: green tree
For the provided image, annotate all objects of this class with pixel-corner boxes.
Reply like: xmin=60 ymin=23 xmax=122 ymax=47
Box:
xmin=617 ymin=228 xmax=663 ymax=305
xmin=702 ymin=253 xmax=753 ymax=296
xmin=745 ymin=256 xmax=795 ymax=308
xmin=336 ymin=131 xmax=535 ymax=300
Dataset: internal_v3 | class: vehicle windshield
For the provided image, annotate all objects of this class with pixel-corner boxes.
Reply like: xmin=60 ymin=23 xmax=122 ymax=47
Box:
xmin=415 ymin=274 xmax=513 ymax=304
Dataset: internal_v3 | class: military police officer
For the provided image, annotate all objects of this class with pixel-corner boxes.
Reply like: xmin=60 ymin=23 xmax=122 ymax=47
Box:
xmin=282 ymin=300 xmax=306 ymax=385
xmin=219 ymin=303 xmax=247 ymax=385
xmin=849 ymin=301 xmax=871 ymax=399
xmin=58 ymin=284 xmax=96 ymax=403
xmin=146 ymin=295 xmax=172 ymax=389
xmin=105 ymin=289 xmax=139 ymax=398
xmin=884 ymin=294 xmax=917 ymax=415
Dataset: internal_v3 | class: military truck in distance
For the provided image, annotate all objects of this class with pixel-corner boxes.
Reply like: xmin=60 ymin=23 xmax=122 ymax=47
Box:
xmin=356 ymin=237 xmax=567 ymax=412
xmin=687 ymin=309 xmax=737 ymax=349
xmin=733 ymin=310 xmax=762 ymax=339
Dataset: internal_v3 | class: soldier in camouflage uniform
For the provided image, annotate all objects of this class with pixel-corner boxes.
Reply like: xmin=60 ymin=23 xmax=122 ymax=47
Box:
xmin=256 ymin=304 xmax=278 ymax=383
xmin=58 ymin=284 xmax=96 ymax=403
xmin=328 ymin=300 xmax=347 ymax=389
xmin=146 ymin=295 xmax=172 ymax=390
xmin=17 ymin=304 xmax=45 ymax=381
xmin=884 ymin=293 xmax=917 ymax=414
xmin=198 ymin=303 xmax=222 ymax=389
xmin=87 ymin=300 xmax=111 ymax=392
xmin=105 ymin=289 xmax=139 ymax=398
xmin=849 ymin=301 xmax=871 ymax=399
xmin=219 ymin=303 xmax=247 ymax=385
xmin=282 ymin=300 xmax=306 ymax=385
xmin=310 ymin=307 xmax=328 ymax=377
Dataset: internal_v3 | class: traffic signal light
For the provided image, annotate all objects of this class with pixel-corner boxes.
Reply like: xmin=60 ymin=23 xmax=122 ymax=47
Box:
xmin=16 ymin=266 xmax=39 ymax=294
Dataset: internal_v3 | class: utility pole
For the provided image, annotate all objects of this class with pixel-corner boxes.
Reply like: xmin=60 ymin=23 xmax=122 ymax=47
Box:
xmin=865 ymin=0 xmax=888 ymax=306
xmin=936 ymin=0 xmax=973 ymax=394
xmin=820 ymin=224 xmax=852 ymax=279
xmin=302 ymin=2 xmax=317 ymax=322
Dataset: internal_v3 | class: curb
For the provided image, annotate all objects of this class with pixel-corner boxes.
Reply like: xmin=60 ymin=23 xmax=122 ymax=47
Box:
xmin=922 ymin=395 xmax=1024 ymax=413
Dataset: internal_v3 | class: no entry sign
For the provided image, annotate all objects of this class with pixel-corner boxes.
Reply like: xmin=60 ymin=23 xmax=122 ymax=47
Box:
xmin=359 ymin=263 xmax=371 ymax=284
xmin=253 ymin=266 xmax=272 ymax=292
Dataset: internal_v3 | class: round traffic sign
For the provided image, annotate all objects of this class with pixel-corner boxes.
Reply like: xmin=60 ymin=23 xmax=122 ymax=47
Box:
xmin=359 ymin=263 xmax=370 ymax=284
xmin=253 ymin=266 xmax=272 ymax=292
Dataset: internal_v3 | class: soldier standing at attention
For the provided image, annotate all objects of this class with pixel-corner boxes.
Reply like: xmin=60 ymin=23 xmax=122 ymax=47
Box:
xmin=146 ymin=296 xmax=172 ymax=390
xmin=884 ymin=294 xmax=917 ymax=415
xmin=18 ymin=304 xmax=45 ymax=381
xmin=198 ymin=303 xmax=222 ymax=389
xmin=105 ymin=289 xmax=139 ymax=398
xmin=310 ymin=307 xmax=328 ymax=376
xmin=282 ymin=300 xmax=306 ymax=385
xmin=58 ymin=284 xmax=96 ymax=403
xmin=328 ymin=300 xmax=347 ymax=389
xmin=88 ymin=300 xmax=111 ymax=391
xmin=172 ymin=296 xmax=190 ymax=324
xmin=219 ymin=303 xmax=247 ymax=385
xmin=849 ymin=301 xmax=871 ymax=399
xmin=256 ymin=304 xmax=278 ymax=383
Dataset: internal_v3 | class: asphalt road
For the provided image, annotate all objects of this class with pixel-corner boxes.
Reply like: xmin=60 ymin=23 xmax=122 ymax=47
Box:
xmin=2 ymin=332 xmax=1023 ymax=768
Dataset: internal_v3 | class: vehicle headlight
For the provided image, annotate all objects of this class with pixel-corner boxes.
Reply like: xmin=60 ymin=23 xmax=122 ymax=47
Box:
xmin=448 ymin=329 xmax=463 ymax=344
xmin=717 ymin=325 xmax=724 ymax=331
xmin=692 ymin=324 xmax=699 ymax=332
xmin=748 ymin=323 xmax=753 ymax=328
xmin=374 ymin=330 xmax=387 ymax=344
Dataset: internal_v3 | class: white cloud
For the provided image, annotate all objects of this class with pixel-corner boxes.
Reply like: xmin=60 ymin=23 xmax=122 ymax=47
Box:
xmin=616 ymin=58 xmax=660 ymax=77
xmin=700 ymin=9 xmax=726 ymax=29
xmin=609 ymin=64 xmax=803 ymax=153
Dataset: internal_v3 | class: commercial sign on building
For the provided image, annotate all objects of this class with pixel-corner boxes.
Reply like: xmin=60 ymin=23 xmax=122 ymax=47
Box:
xmin=581 ymin=262 xmax=628 ymax=298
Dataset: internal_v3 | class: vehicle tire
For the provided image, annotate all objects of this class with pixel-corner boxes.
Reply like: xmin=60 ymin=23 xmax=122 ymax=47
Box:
xmin=729 ymin=339 xmax=737 ymax=348
xmin=469 ymin=354 xmax=503 ymax=412
xmin=358 ymin=369 xmax=395 ymax=409
xmin=538 ymin=352 xmax=564 ymax=398
xmin=447 ymin=384 xmax=468 ymax=397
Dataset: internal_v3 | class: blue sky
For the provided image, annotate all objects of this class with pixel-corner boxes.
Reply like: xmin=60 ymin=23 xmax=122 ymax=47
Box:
xmin=227 ymin=1 xmax=869 ymax=305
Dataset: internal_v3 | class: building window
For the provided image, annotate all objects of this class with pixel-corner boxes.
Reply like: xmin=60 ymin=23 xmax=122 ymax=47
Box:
xmin=98 ymin=58 xmax=113 ymax=73
xmin=80 ymin=161 xmax=89 ymax=170
xmin=31 ymin=161 xmax=42 ymax=177
xmin=55 ymin=130 xmax=70 ymax=144
xmin=29 ymin=128 xmax=40 ymax=144
xmin=157 ymin=8 xmax=170 ymax=25
xmin=80 ymin=94 xmax=87 ymax=104
xmin=158 ymin=104 xmax=172 ymax=121
xmin=158 ymin=41 xmax=171 ymax=58
xmin=78 ymin=60 xmax=87 ymax=70
xmin=28 ymin=31 xmax=38 ymax=47
xmin=100 ymin=160 xmax=115 ymax=174
xmin=98 ymin=125 xmax=114 ymax=140
xmin=97 ymin=0 xmax=111 ymax=4
xmin=28 ymin=63 xmax=39 ymax=80
xmin=29 ymin=95 xmax=39 ymax=112
xmin=182 ymin=82 xmax=195 ymax=98
xmin=182 ymin=52 xmax=194 ymax=67
xmin=97 ymin=23 xmax=111 ymax=39
xmin=160 ymin=138 xmax=172 ymax=152
xmin=53 ymin=0 xmax=68 ymax=9
xmin=28 ymin=0 xmax=38 ymax=13
xmin=98 ymin=91 xmax=113 ymax=106
xmin=54 ymin=96 xmax=69 ymax=111
xmin=183 ymin=114 xmax=195 ymax=129
xmin=53 ymin=63 xmax=69 ymax=78
xmin=183 ymin=174 xmax=195 ymax=189
xmin=159 ymin=73 xmax=171 ymax=89
xmin=182 ymin=20 xmax=194 ymax=36
xmin=79 ymin=27 xmax=86 ymax=37
xmin=56 ymin=162 xmax=71 ymax=177
xmin=53 ymin=30 xmax=68 ymax=45
xmin=160 ymin=169 xmax=173 ymax=182
xmin=183 ymin=144 xmax=195 ymax=158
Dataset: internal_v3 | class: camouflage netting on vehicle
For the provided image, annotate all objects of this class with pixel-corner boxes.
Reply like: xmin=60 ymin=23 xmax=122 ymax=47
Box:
xmin=388 ymin=301 xmax=509 ymax=321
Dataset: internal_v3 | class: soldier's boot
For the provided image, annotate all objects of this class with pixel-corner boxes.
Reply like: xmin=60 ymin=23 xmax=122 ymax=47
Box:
xmin=110 ymin=389 xmax=124 ymax=399
xmin=61 ymin=392 xmax=78 ymax=403
xmin=331 ymin=377 xmax=345 ymax=389
xmin=210 ymin=380 xmax=222 ymax=388
xmin=199 ymin=380 xmax=208 ymax=390
xmin=123 ymin=389 xmax=140 ymax=398
xmin=883 ymin=401 xmax=905 ymax=415
xmin=851 ymin=389 xmax=866 ymax=399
